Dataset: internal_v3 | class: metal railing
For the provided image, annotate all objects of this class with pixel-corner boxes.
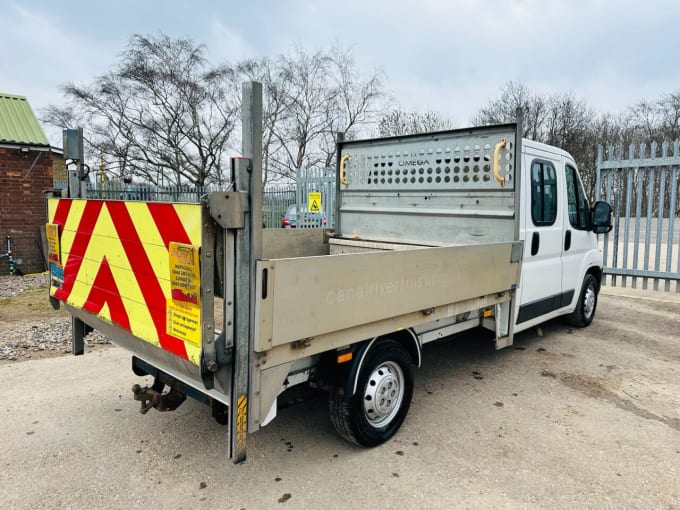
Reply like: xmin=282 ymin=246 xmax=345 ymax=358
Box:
xmin=53 ymin=172 xmax=338 ymax=229
xmin=295 ymin=168 xmax=336 ymax=228
xmin=86 ymin=182 xmax=216 ymax=203
xmin=596 ymin=141 xmax=680 ymax=292
xmin=262 ymin=185 xmax=296 ymax=228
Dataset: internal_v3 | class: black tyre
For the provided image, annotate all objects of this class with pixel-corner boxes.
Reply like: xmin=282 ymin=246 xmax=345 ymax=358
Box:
xmin=329 ymin=339 xmax=414 ymax=447
xmin=567 ymin=274 xmax=599 ymax=327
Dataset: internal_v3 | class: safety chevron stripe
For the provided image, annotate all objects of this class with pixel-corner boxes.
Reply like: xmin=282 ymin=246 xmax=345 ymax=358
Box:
xmin=47 ymin=198 xmax=203 ymax=365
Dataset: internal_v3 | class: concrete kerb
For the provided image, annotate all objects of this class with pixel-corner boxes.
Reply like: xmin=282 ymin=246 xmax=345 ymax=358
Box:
xmin=600 ymin=284 xmax=680 ymax=305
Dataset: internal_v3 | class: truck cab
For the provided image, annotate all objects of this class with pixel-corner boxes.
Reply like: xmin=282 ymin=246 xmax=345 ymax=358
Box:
xmin=517 ymin=139 xmax=606 ymax=331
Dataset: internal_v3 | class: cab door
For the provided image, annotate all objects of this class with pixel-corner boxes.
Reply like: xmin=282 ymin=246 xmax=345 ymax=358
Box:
xmin=560 ymin=158 xmax=593 ymax=305
xmin=517 ymin=147 xmax=564 ymax=326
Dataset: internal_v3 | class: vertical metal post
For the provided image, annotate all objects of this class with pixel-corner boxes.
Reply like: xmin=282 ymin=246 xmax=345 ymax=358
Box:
xmin=71 ymin=316 xmax=87 ymax=355
xmin=63 ymin=128 xmax=85 ymax=199
xmin=335 ymin=132 xmax=345 ymax=235
xmin=665 ymin=165 xmax=678 ymax=292
xmin=622 ymin=165 xmax=633 ymax=287
xmin=643 ymin=162 xmax=655 ymax=290
xmin=595 ymin=145 xmax=603 ymax=201
xmin=675 ymin=141 xmax=680 ymax=293
xmin=230 ymin=158 xmax=252 ymax=464
xmin=64 ymin=127 xmax=92 ymax=350
xmin=200 ymin=201 xmax=216 ymax=389
xmin=632 ymin=165 xmax=643 ymax=289
xmin=603 ymin=167 xmax=613 ymax=285
xmin=653 ymin=142 xmax=665 ymax=291
xmin=228 ymin=81 xmax=263 ymax=464
xmin=611 ymin=149 xmax=622 ymax=287
xmin=243 ymin=81 xmax=263 ymax=254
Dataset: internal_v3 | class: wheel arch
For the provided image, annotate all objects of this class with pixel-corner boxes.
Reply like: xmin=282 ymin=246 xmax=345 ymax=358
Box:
xmin=332 ymin=329 xmax=420 ymax=398
xmin=569 ymin=264 xmax=602 ymax=313
xmin=585 ymin=265 xmax=602 ymax=292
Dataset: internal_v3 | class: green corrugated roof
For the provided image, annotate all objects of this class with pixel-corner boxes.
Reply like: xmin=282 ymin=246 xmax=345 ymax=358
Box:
xmin=0 ymin=93 xmax=49 ymax=146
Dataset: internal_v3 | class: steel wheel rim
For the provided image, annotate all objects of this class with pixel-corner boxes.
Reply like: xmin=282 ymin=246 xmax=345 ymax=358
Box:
xmin=363 ymin=361 xmax=405 ymax=427
xmin=583 ymin=284 xmax=596 ymax=319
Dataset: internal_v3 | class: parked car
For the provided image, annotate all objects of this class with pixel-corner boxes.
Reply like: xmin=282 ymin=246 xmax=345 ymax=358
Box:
xmin=281 ymin=204 xmax=327 ymax=228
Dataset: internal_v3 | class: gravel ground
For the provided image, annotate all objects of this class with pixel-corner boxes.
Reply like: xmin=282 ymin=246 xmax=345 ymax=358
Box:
xmin=0 ymin=273 xmax=48 ymax=299
xmin=0 ymin=274 xmax=110 ymax=362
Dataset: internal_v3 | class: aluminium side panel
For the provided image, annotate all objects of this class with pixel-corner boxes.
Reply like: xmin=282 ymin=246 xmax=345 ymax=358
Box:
xmin=255 ymin=241 xmax=521 ymax=351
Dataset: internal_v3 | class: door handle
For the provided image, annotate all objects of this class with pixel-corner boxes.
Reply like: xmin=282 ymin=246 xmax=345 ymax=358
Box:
xmin=531 ymin=232 xmax=540 ymax=256
xmin=564 ymin=230 xmax=572 ymax=251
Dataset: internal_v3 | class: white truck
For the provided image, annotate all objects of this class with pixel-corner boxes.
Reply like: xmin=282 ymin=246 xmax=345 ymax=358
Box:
xmin=46 ymin=82 xmax=612 ymax=463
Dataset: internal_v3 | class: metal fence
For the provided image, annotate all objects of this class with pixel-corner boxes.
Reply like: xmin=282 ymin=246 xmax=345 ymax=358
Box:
xmin=262 ymin=185 xmax=296 ymax=228
xmin=54 ymin=172 xmax=337 ymax=229
xmin=596 ymin=141 xmax=680 ymax=292
xmin=295 ymin=168 xmax=336 ymax=228
xmin=87 ymin=182 xmax=217 ymax=203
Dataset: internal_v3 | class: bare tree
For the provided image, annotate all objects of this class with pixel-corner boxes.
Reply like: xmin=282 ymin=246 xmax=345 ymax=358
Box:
xmin=658 ymin=91 xmax=680 ymax=141
xmin=626 ymin=91 xmax=680 ymax=143
xmin=474 ymin=82 xmax=607 ymax=199
xmin=544 ymin=93 xmax=599 ymax=196
xmin=43 ymin=34 xmax=237 ymax=186
xmin=225 ymin=57 xmax=290 ymax=185
xmin=472 ymin=81 xmax=547 ymax=140
xmin=319 ymin=46 xmax=384 ymax=168
xmin=377 ymin=109 xmax=455 ymax=137
xmin=229 ymin=46 xmax=385 ymax=184
xmin=626 ymin=98 xmax=659 ymax=143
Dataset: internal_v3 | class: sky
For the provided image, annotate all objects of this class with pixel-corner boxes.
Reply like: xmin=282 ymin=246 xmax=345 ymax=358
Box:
xmin=2 ymin=0 xmax=680 ymax=146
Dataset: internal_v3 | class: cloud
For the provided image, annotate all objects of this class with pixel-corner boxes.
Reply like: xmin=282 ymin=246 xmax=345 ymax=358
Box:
xmin=307 ymin=0 xmax=680 ymax=118
xmin=2 ymin=0 xmax=679 ymax=149
xmin=207 ymin=19 xmax=259 ymax=63
xmin=0 ymin=3 xmax=116 ymax=144
xmin=0 ymin=4 xmax=110 ymax=88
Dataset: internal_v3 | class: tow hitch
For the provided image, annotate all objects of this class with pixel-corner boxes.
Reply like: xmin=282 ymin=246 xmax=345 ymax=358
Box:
xmin=132 ymin=380 xmax=187 ymax=414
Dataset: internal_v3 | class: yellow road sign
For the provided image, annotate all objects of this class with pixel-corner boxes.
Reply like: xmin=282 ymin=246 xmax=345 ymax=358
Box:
xmin=308 ymin=192 xmax=321 ymax=212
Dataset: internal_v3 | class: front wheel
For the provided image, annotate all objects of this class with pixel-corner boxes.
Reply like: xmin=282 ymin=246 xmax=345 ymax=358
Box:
xmin=329 ymin=340 xmax=414 ymax=447
xmin=567 ymin=274 xmax=599 ymax=327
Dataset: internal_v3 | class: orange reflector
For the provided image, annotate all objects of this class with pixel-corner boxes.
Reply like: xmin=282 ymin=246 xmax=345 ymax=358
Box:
xmin=483 ymin=309 xmax=493 ymax=318
xmin=337 ymin=352 xmax=353 ymax=363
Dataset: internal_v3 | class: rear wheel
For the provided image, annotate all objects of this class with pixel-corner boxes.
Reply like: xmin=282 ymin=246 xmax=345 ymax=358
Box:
xmin=567 ymin=274 xmax=599 ymax=327
xmin=329 ymin=340 xmax=414 ymax=447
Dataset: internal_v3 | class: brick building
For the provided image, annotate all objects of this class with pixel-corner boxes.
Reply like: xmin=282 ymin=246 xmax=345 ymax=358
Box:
xmin=0 ymin=93 xmax=60 ymax=275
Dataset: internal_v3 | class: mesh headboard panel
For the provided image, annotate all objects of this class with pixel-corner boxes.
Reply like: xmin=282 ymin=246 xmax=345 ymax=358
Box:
xmin=336 ymin=124 xmax=520 ymax=245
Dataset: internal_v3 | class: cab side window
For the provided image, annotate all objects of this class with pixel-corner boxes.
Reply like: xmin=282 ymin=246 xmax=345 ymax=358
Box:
xmin=565 ymin=164 xmax=589 ymax=230
xmin=531 ymin=160 xmax=557 ymax=226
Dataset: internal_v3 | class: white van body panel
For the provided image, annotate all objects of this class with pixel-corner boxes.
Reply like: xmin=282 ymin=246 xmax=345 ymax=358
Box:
xmin=514 ymin=139 xmax=603 ymax=334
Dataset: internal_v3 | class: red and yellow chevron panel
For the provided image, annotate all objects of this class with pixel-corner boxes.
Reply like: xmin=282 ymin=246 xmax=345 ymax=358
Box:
xmin=47 ymin=198 xmax=203 ymax=365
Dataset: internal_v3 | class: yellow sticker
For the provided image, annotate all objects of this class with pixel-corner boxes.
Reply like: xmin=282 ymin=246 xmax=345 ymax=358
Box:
xmin=236 ymin=395 xmax=248 ymax=449
xmin=45 ymin=223 xmax=60 ymax=263
xmin=167 ymin=300 xmax=201 ymax=347
xmin=169 ymin=242 xmax=200 ymax=305
xmin=307 ymin=192 xmax=321 ymax=213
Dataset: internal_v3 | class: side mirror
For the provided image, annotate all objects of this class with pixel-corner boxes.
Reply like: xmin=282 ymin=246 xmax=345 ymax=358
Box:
xmin=591 ymin=201 xmax=612 ymax=234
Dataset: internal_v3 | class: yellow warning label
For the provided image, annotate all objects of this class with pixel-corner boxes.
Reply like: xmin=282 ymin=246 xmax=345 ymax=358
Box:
xmin=308 ymin=192 xmax=321 ymax=212
xmin=167 ymin=299 xmax=201 ymax=347
xmin=169 ymin=242 xmax=200 ymax=305
xmin=236 ymin=395 xmax=248 ymax=449
xmin=45 ymin=223 xmax=60 ymax=263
